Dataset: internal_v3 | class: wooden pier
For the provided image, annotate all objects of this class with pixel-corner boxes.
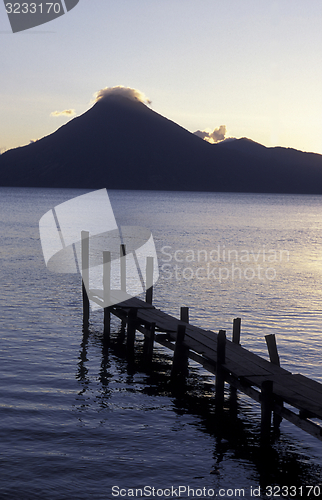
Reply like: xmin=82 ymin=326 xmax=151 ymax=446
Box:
xmin=81 ymin=235 xmax=322 ymax=444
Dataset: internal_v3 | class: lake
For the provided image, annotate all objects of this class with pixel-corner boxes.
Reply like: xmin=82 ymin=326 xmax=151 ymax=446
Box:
xmin=0 ymin=187 xmax=321 ymax=499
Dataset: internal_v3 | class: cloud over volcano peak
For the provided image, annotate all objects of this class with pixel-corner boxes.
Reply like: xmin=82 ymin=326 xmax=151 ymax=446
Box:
xmin=93 ymin=86 xmax=152 ymax=106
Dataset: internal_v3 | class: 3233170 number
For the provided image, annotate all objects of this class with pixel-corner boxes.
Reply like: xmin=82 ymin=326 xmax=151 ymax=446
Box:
xmin=5 ymin=3 xmax=62 ymax=14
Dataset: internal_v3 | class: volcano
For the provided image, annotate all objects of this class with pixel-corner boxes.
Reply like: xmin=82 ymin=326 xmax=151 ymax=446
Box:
xmin=0 ymin=95 xmax=321 ymax=194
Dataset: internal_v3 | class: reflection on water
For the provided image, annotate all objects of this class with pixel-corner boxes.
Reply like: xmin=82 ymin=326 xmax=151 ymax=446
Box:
xmin=73 ymin=319 xmax=322 ymax=498
xmin=0 ymin=187 xmax=321 ymax=499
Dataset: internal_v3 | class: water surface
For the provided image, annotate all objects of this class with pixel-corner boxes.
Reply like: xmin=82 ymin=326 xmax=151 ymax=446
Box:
xmin=0 ymin=187 xmax=321 ymax=500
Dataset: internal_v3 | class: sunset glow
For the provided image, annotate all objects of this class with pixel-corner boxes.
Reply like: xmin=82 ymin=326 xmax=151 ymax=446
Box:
xmin=1 ymin=1 xmax=322 ymax=155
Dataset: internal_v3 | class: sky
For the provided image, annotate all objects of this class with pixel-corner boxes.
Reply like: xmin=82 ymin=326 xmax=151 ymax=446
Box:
xmin=1 ymin=0 xmax=322 ymax=154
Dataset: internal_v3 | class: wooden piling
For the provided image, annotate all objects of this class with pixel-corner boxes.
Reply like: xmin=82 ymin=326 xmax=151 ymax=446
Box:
xmin=103 ymin=251 xmax=111 ymax=342
xmin=120 ymin=244 xmax=126 ymax=293
xmin=145 ymin=256 xmax=154 ymax=304
xmin=265 ymin=334 xmax=280 ymax=366
xmin=180 ymin=306 xmax=189 ymax=324
xmin=143 ymin=322 xmax=156 ymax=365
xmin=171 ymin=324 xmax=189 ymax=379
xmin=265 ymin=334 xmax=282 ymax=430
xmin=118 ymin=321 xmax=126 ymax=345
xmin=119 ymin=244 xmax=127 ymax=333
xmin=230 ymin=318 xmax=241 ymax=411
xmin=215 ymin=330 xmax=226 ymax=406
xmin=81 ymin=230 xmax=90 ymax=329
xmin=261 ymin=380 xmax=273 ymax=444
xmin=126 ymin=308 xmax=137 ymax=357
xmin=232 ymin=318 xmax=241 ymax=345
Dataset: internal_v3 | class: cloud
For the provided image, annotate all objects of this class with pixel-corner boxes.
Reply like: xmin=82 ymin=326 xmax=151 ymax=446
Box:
xmin=194 ymin=125 xmax=227 ymax=144
xmin=50 ymin=109 xmax=76 ymax=117
xmin=93 ymin=86 xmax=152 ymax=106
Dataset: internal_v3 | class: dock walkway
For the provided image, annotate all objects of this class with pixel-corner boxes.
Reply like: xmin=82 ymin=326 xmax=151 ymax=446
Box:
xmin=86 ymin=290 xmax=322 ymax=443
xmin=79 ymin=231 xmax=321 ymax=443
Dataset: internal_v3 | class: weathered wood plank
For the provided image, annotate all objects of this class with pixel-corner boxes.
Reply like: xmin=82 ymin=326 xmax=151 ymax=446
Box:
xmin=247 ymin=375 xmax=322 ymax=418
xmin=292 ymin=374 xmax=322 ymax=395
xmin=223 ymin=360 xmax=272 ymax=378
xmin=275 ymin=405 xmax=322 ymax=440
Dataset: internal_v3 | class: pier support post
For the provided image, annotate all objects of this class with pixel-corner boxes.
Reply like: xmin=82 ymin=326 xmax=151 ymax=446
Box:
xmin=265 ymin=334 xmax=283 ymax=431
xmin=120 ymin=244 xmax=126 ymax=293
xmin=120 ymin=244 xmax=127 ymax=333
xmin=81 ymin=230 xmax=90 ymax=330
xmin=180 ymin=307 xmax=189 ymax=324
xmin=126 ymin=308 xmax=137 ymax=358
xmin=215 ymin=330 xmax=226 ymax=406
xmin=232 ymin=318 xmax=241 ymax=345
xmin=143 ymin=322 xmax=156 ymax=365
xmin=265 ymin=334 xmax=280 ymax=366
xmin=103 ymin=251 xmax=111 ymax=343
xmin=261 ymin=380 xmax=273 ymax=444
xmin=145 ymin=256 xmax=154 ymax=304
xmin=171 ymin=324 xmax=189 ymax=380
xmin=230 ymin=318 xmax=241 ymax=413
xmin=118 ymin=320 xmax=126 ymax=345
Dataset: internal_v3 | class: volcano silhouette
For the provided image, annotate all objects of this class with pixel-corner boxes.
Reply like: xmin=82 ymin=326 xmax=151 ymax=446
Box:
xmin=0 ymin=95 xmax=321 ymax=194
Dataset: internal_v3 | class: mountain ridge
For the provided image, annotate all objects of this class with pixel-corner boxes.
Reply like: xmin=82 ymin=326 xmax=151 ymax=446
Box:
xmin=1 ymin=95 xmax=321 ymax=194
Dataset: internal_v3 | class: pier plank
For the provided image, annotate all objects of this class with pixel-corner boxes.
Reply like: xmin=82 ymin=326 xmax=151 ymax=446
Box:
xmin=292 ymin=374 xmax=322 ymax=395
